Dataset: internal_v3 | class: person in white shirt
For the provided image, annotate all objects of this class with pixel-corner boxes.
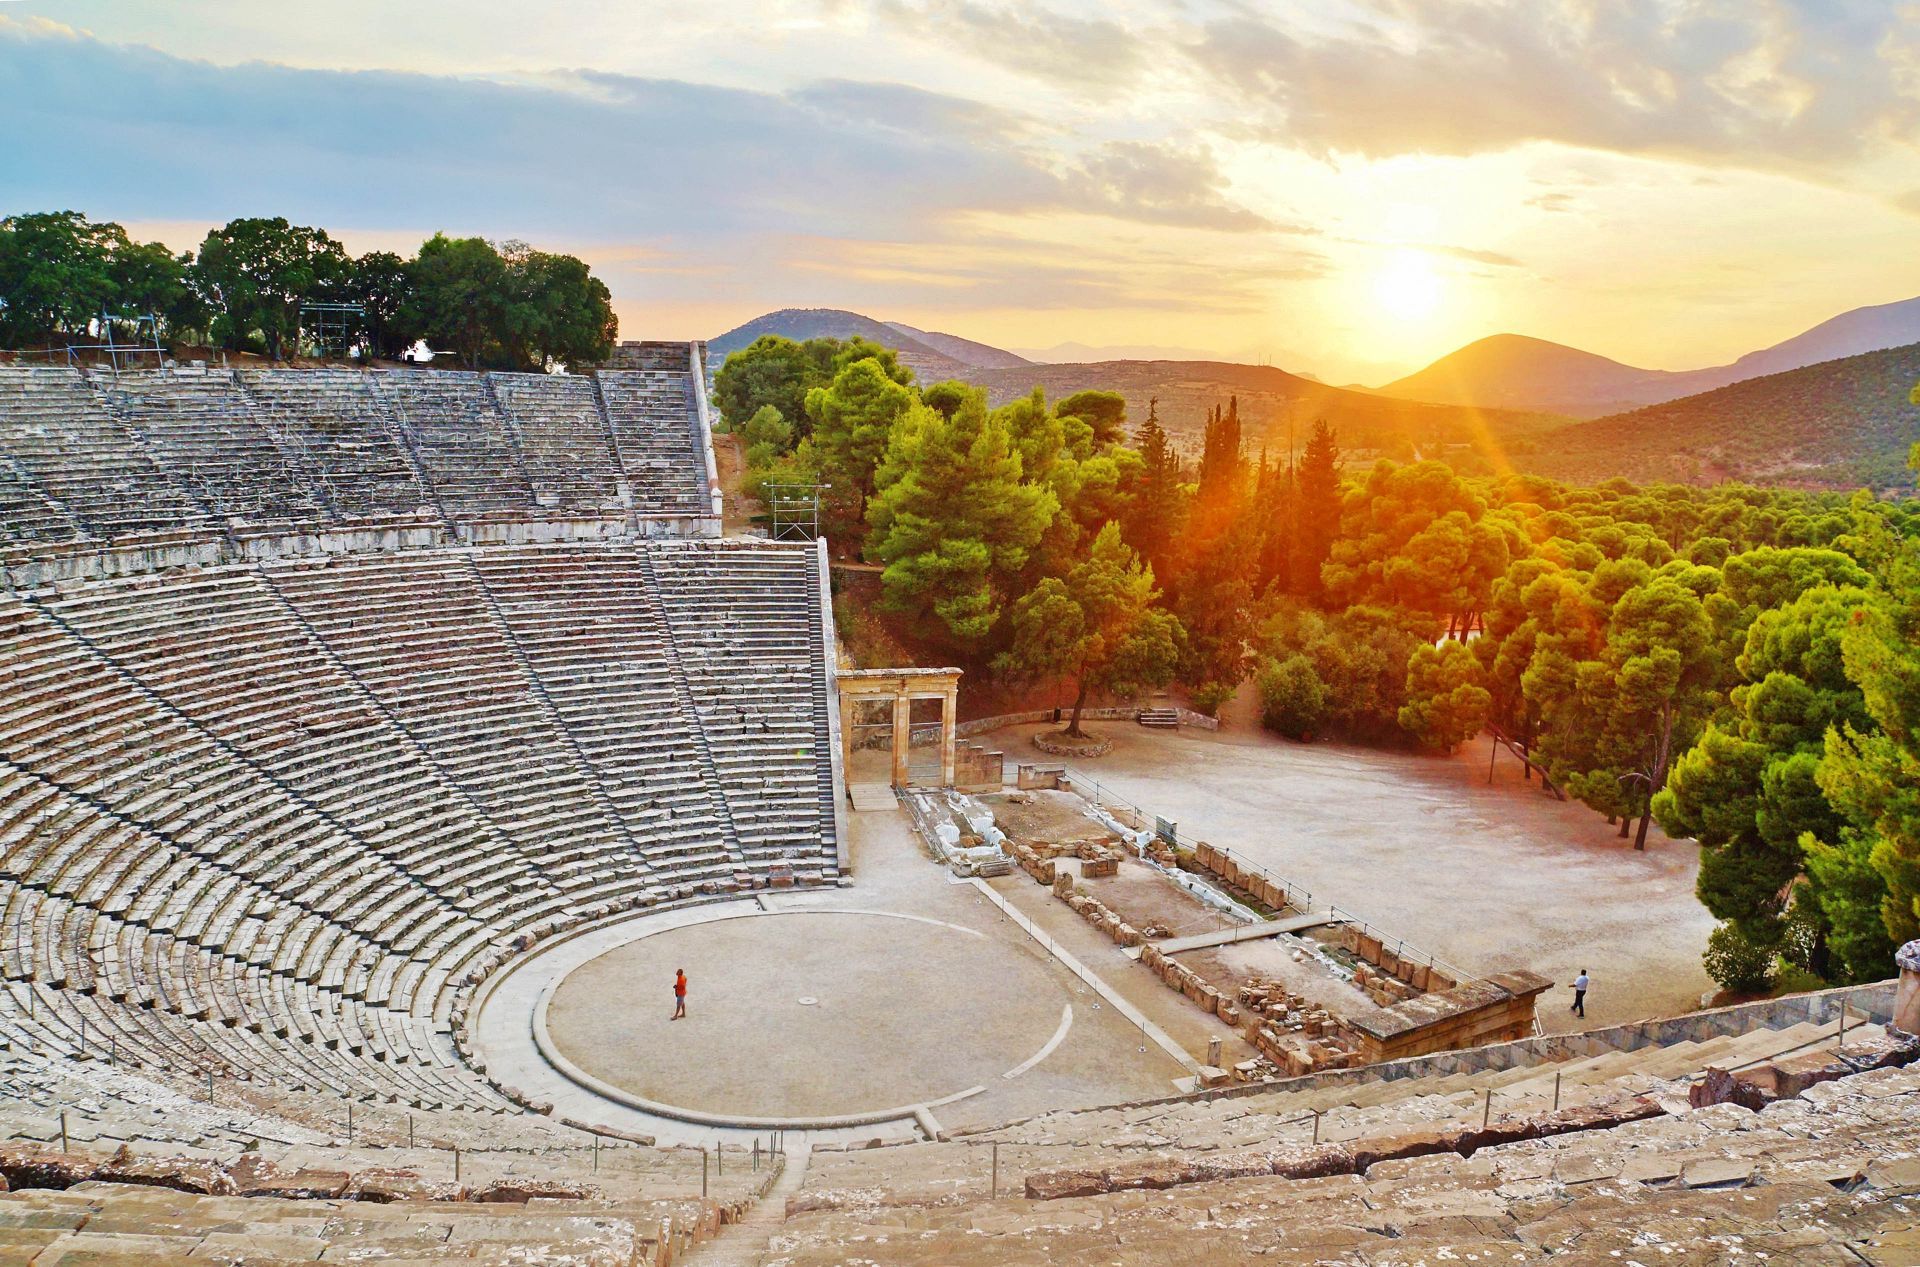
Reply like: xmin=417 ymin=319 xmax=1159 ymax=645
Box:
xmin=1571 ymin=969 xmax=1590 ymax=1018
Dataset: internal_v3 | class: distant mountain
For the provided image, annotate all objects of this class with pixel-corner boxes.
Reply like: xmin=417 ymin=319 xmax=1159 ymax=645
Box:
xmin=1378 ymin=334 xmax=1696 ymax=418
xmin=884 ymin=322 xmax=1029 ymax=370
xmin=1718 ymin=296 xmax=1920 ymax=382
xmin=957 ymin=358 xmax=1564 ymax=460
xmin=707 ymin=308 xmax=1027 ymax=380
xmin=1522 ymin=341 xmax=1920 ymax=491
xmin=707 ymin=308 xmax=967 ymax=380
xmin=1012 ymin=340 xmax=1222 ymax=363
xmin=1379 ymin=296 xmax=1920 ymax=418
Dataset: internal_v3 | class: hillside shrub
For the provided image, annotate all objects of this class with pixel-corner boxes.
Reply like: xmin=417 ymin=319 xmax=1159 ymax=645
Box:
xmin=1702 ymin=921 xmax=1775 ymax=994
xmin=1257 ymin=654 xmax=1327 ymax=740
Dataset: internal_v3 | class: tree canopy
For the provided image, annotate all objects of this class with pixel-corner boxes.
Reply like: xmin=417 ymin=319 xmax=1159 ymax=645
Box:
xmin=0 ymin=208 xmax=616 ymax=368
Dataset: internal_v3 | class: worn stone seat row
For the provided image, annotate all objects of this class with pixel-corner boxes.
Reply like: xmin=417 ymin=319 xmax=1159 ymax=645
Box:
xmin=0 ymin=540 xmax=837 ymax=1109
xmin=0 ymin=364 xmax=713 ymax=545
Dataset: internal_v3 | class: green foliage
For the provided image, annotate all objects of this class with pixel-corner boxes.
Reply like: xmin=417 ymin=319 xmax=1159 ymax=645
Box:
xmin=1256 ymin=653 xmax=1327 ymax=740
xmin=0 ymin=210 xmax=205 ymax=348
xmin=401 ymin=235 xmax=614 ymax=370
xmin=809 ymin=357 xmax=918 ymax=532
xmin=1258 ymin=602 xmax=1439 ymax=743
xmin=498 ymin=243 xmax=617 ymax=370
xmin=107 ymin=240 xmax=203 ymax=338
xmin=1189 ymin=680 xmax=1235 ymax=718
xmin=344 ymin=251 xmax=415 ymax=359
xmin=715 ymin=335 xmax=828 ymax=433
xmin=1399 ymin=641 xmax=1492 ymax=752
xmin=995 ymin=522 xmax=1182 ymax=736
xmin=0 ymin=210 xmax=124 ymax=345
xmin=1702 ymin=921 xmax=1776 ymax=994
xmin=865 ymin=388 xmax=1056 ymax=648
xmin=401 ymin=234 xmax=507 ymax=368
xmin=1800 ymin=828 xmax=1898 ymax=982
xmin=1324 ymin=460 xmax=1517 ymax=632
xmin=741 ymin=405 xmax=792 ymax=459
xmin=1120 ymin=399 xmax=1183 ymax=570
xmin=1055 ymin=390 xmax=1127 ymax=446
xmin=194 ymin=217 xmax=351 ymax=361
xmin=1291 ymin=420 xmax=1343 ymax=602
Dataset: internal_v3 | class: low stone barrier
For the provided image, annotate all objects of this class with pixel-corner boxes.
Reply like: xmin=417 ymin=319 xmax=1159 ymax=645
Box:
xmin=1023 ymin=1092 xmax=1666 ymax=1199
xmin=955 ymin=704 xmax=1221 ymax=739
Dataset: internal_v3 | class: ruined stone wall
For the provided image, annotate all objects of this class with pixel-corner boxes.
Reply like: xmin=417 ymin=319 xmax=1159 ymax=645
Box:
xmin=1348 ymin=971 xmax=1555 ymax=1064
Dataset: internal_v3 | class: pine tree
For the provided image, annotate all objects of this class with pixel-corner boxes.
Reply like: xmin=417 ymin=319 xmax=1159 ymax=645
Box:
xmin=1294 ymin=419 xmax=1342 ymax=603
xmin=1252 ymin=450 xmax=1295 ymax=593
xmin=864 ymin=389 xmax=1058 ymax=649
xmin=1124 ymin=397 xmax=1185 ymax=573
xmin=1198 ymin=396 xmax=1245 ymax=501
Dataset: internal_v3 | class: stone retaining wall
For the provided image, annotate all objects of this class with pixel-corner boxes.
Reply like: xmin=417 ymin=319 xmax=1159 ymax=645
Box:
xmin=956 ymin=704 xmax=1221 ymax=738
xmin=977 ymin=978 xmax=1903 ymax=1128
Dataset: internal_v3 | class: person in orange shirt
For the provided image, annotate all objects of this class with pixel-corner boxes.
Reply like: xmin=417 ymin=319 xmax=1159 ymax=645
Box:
xmin=672 ymin=968 xmax=688 ymax=1020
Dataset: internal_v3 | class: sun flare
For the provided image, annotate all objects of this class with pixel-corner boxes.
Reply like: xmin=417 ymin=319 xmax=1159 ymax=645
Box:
xmin=1372 ymin=249 xmax=1443 ymax=322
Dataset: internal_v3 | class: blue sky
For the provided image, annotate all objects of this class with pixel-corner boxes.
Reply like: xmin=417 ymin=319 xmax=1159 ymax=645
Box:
xmin=4 ymin=2 xmax=1918 ymax=380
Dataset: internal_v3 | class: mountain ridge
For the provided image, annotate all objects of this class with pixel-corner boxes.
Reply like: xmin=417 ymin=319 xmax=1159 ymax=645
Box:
xmin=1379 ymin=295 xmax=1920 ymax=417
xmin=1524 ymin=339 xmax=1920 ymax=490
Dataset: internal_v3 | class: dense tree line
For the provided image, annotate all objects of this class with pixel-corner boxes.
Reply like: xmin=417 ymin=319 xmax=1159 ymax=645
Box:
xmin=0 ymin=210 xmax=615 ymax=370
xmin=721 ymin=334 xmax=1920 ymax=994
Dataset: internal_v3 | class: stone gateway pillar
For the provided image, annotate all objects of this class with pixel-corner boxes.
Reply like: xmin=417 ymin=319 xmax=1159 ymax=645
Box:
xmin=1895 ymin=940 xmax=1920 ymax=1037
xmin=836 ymin=668 xmax=964 ymax=793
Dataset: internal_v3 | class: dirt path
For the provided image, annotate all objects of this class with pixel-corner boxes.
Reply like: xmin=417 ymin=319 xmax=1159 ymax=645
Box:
xmin=710 ymin=433 xmax=760 ymax=534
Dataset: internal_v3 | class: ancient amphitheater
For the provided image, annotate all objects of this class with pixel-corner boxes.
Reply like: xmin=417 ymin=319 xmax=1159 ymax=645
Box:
xmin=0 ymin=343 xmax=1912 ymax=1264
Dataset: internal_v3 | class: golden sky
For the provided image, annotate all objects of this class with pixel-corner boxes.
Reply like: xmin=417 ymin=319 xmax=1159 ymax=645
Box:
xmin=6 ymin=1 xmax=1919 ymax=382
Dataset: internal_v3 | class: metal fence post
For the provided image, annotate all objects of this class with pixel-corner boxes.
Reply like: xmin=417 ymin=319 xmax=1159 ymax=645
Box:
xmin=59 ymin=1110 xmax=68 ymax=1153
xmin=1312 ymin=1109 xmax=1322 ymax=1144
xmin=1553 ymin=1069 xmax=1562 ymax=1112
xmin=593 ymin=1135 xmax=600 ymax=1173
xmin=408 ymin=1114 xmax=414 ymax=1149
xmin=991 ymin=1142 xmax=999 ymax=1198
xmin=1482 ymin=1088 xmax=1492 ymax=1128
xmin=702 ymin=1148 xmax=710 ymax=1197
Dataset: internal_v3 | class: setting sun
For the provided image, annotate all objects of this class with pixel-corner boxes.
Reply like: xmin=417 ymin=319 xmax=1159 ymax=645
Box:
xmin=1372 ymin=249 xmax=1444 ymax=322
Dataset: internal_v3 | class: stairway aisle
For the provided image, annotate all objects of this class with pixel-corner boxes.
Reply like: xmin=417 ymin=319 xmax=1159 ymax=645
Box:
xmin=688 ymin=1144 xmax=811 ymax=1267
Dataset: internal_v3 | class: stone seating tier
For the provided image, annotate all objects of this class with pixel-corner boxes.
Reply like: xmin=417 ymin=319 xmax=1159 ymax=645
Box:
xmin=0 ymin=364 xmax=717 ymax=545
xmin=0 ymin=541 xmax=837 ymax=1110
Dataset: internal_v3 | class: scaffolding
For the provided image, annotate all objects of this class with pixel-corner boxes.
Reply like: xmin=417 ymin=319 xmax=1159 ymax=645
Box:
xmin=764 ymin=483 xmax=824 ymax=541
xmin=60 ymin=311 xmax=166 ymax=373
xmin=298 ymin=301 xmax=366 ymax=359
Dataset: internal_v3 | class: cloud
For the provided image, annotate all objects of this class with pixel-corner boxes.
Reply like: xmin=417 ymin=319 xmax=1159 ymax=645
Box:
xmin=0 ymin=16 xmax=1265 ymax=243
xmin=870 ymin=0 xmax=1152 ymax=90
xmin=1187 ymin=0 xmax=1920 ymax=172
xmin=1063 ymin=141 xmax=1278 ymax=231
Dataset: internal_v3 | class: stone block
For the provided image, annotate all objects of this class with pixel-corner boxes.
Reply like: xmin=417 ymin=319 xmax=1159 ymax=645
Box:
xmin=94 ymin=1148 xmax=235 ymax=1196
xmin=469 ymin=1178 xmax=603 ymax=1203
xmin=1024 ymin=1168 xmax=1109 ymax=1200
